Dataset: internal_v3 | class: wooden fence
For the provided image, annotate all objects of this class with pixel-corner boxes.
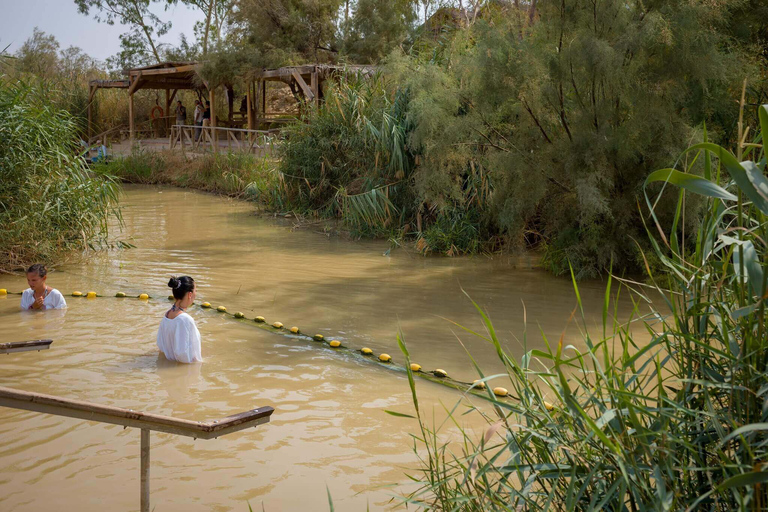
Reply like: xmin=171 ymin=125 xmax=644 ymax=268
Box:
xmin=169 ymin=124 xmax=281 ymax=155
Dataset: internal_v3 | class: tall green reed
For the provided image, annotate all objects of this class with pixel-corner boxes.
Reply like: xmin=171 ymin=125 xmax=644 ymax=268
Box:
xmin=0 ymin=78 xmax=121 ymax=272
xmin=393 ymin=101 xmax=768 ymax=510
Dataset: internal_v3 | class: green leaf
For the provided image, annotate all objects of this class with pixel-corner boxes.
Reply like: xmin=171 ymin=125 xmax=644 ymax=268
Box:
xmin=384 ymin=410 xmax=416 ymax=419
xmin=686 ymin=143 xmax=768 ymax=215
xmin=717 ymin=472 xmax=768 ymax=491
xmin=645 ymin=168 xmax=736 ymax=201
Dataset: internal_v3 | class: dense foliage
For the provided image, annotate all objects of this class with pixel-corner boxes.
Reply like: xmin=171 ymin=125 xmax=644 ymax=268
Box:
xmin=0 ymin=78 xmax=120 ymax=272
xmin=394 ymin=104 xmax=768 ymax=510
xmin=277 ymin=0 xmax=762 ymax=276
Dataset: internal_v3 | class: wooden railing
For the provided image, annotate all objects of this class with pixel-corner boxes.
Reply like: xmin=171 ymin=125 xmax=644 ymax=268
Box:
xmin=169 ymin=124 xmax=281 ymax=155
xmin=0 ymin=339 xmax=52 ymax=354
xmin=0 ymin=385 xmax=274 ymax=511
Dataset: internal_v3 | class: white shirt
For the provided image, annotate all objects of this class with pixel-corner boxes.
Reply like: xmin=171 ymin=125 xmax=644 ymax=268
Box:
xmin=20 ymin=288 xmax=67 ymax=310
xmin=194 ymin=104 xmax=204 ymax=123
xmin=156 ymin=312 xmax=202 ymax=363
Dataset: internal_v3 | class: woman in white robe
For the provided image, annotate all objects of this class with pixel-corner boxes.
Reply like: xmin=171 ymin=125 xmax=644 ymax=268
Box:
xmin=156 ymin=276 xmax=202 ymax=363
xmin=20 ymin=264 xmax=67 ymax=310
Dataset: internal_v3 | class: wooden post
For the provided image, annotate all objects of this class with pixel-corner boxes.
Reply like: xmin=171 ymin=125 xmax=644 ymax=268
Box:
xmin=209 ymin=87 xmax=217 ymax=153
xmin=129 ymin=92 xmax=135 ymax=144
xmin=140 ymin=429 xmax=150 ymax=512
xmin=165 ymin=89 xmax=171 ymax=136
xmin=261 ymin=80 xmax=266 ymax=118
xmin=87 ymin=85 xmax=94 ymax=139
xmin=311 ymin=68 xmax=319 ymax=108
xmin=246 ymin=81 xmax=253 ymax=131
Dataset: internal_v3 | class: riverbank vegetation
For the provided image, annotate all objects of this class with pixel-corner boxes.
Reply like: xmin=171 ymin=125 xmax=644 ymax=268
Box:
xmin=0 ymin=77 xmax=120 ymax=273
xmin=95 ymin=150 xmax=278 ymax=199
xmin=392 ymin=103 xmax=768 ymax=509
xmin=272 ymin=1 xmax=768 ymax=277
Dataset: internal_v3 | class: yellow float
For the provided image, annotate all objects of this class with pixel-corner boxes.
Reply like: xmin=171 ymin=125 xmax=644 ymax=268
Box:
xmin=493 ymin=387 xmax=509 ymax=397
xmin=544 ymin=401 xmax=555 ymax=411
xmin=168 ymin=295 xmax=175 ymax=300
xmin=201 ymin=302 xmax=212 ymax=308
xmin=254 ymin=316 xmax=265 ymax=323
xmin=433 ymin=369 xmax=448 ymax=378
xmin=139 ymin=293 xmax=149 ymax=300
xmin=72 ymin=291 xmax=83 ymax=297
xmin=272 ymin=321 xmax=283 ymax=329
xmin=472 ymin=380 xmax=486 ymax=390
xmin=0 ymin=289 xmax=7 ymax=296
xmin=329 ymin=340 xmax=341 ymax=348
xmin=313 ymin=334 xmax=324 ymax=341
xmin=115 ymin=292 xmax=126 ymax=298
xmin=410 ymin=363 xmax=422 ymax=372
xmin=86 ymin=291 xmax=97 ymax=299
xmin=290 ymin=326 xmax=299 ymax=334
xmin=234 ymin=312 xmax=245 ymax=318
xmin=379 ymin=354 xmax=391 ymax=362
xmin=361 ymin=347 xmax=373 ymax=355
xmin=216 ymin=306 xmax=227 ymax=312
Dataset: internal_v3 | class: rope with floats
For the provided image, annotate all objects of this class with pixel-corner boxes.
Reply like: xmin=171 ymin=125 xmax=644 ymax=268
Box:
xmin=0 ymin=287 xmax=531 ymax=404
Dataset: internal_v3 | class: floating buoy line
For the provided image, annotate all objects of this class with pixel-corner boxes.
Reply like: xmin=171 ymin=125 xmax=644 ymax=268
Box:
xmin=0 ymin=287 xmax=517 ymax=403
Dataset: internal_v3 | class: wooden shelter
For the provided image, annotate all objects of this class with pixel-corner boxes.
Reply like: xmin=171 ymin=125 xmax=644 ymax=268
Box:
xmin=88 ymin=62 xmax=376 ymax=145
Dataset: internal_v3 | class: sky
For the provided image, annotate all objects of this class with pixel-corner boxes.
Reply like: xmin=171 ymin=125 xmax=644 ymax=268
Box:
xmin=0 ymin=0 xmax=202 ymax=62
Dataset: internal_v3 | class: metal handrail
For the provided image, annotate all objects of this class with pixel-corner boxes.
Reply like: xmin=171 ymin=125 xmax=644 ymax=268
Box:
xmin=0 ymin=385 xmax=274 ymax=511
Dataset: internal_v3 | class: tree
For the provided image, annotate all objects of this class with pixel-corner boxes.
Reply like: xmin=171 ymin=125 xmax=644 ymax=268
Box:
xmin=343 ymin=0 xmax=417 ymax=63
xmin=232 ymin=0 xmax=344 ymax=64
xmin=15 ymin=27 xmax=60 ymax=78
xmin=75 ymin=0 xmax=173 ymax=66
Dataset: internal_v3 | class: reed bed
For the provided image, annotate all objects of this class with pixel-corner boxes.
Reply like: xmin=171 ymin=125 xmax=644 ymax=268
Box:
xmin=0 ymin=78 xmax=121 ymax=273
xmin=393 ymin=102 xmax=768 ymax=510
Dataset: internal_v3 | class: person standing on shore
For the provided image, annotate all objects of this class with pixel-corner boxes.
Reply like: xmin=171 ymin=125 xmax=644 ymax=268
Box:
xmin=20 ymin=264 xmax=67 ymax=310
xmin=175 ymin=100 xmax=187 ymax=126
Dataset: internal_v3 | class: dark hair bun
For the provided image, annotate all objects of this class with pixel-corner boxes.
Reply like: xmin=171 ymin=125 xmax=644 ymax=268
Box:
xmin=168 ymin=276 xmax=195 ymax=300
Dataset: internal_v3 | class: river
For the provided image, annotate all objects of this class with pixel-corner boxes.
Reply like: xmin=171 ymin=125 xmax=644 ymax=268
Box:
xmin=0 ymin=185 xmax=648 ymax=511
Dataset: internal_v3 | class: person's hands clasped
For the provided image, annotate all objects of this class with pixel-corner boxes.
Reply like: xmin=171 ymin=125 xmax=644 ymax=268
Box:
xmin=31 ymin=294 xmax=45 ymax=310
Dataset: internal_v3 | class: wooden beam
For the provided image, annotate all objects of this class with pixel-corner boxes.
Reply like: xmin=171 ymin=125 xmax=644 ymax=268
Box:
xmin=0 ymin=340 xmax=52 ymax=355
xmin=291 ymin=70 xmax=315 ymax=101
xmin=128 ymin=72 xmax=144 ymax=96
xmin=260 ymin=65 xmax=316 ymax=79
xmin=140 ymin=64 xmax=198 ymax=76
xmin=89 ymin=79 xmax=130 ymax=89
xmin=0 ymin=386 xmax=274 ymax=440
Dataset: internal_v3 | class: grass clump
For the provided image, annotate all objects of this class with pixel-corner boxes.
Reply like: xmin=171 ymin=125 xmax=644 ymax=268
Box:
xmin=0 ymin=78 xmax=121 ymax=273
xmin=393 ymin=102 xmax=768 ymax=510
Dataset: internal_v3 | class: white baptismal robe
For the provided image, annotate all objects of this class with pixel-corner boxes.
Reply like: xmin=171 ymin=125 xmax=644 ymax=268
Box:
xmin=20 ymin=288 xmax=67 ymax=310
xmin=156 ymin=312 xmax=202 ymax=363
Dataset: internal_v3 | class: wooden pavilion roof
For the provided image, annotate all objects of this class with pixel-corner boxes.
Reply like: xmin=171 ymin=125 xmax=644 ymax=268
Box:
xmin=89 ymin=62 xmax=376 ymax=93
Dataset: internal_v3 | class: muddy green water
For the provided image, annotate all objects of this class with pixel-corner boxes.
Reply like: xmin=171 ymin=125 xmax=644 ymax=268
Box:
xmin=0 ymin=185 xmax=648 ymax=511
